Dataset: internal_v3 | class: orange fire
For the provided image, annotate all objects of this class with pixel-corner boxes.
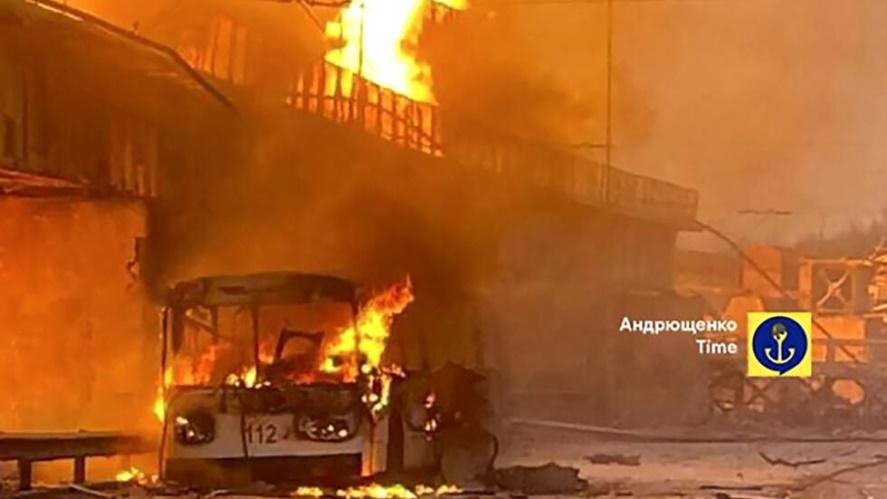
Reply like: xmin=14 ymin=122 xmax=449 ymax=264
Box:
xmin=194 ymin=344 xmax=225 ymax=384
xmin=152 ymin=278 xmax=414 ymax=423
xmin=320 ymin=277 xmax=414 ymax=382
xmin=225 ymin=365 xmax=259 ymax=388
xmin=290 ymin=483 xmax=463 ymax=499
xmin=152 ymin=367 xmax=172 ymax=423
xmin=324 ymin=0 xmax=467 ymax=103
xmin=115 ymin=466 xmax=154 ymax=485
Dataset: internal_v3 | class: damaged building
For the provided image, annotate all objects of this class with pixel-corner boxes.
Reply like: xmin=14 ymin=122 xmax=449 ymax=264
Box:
xmin=0 ymin=0 xmax=234 ymax=433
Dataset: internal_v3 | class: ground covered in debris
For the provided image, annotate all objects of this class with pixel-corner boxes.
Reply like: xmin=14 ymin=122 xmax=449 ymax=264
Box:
xmin=497 ymin=424 xmax=887 ymax=498
xmin=7 ymin=424 xmax=887 ymax=498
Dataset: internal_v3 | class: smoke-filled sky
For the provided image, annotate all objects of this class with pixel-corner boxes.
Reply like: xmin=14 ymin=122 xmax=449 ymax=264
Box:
xmin=480 ymin=0 xmax=887 ymax=248
xmin=615 ymin=0 xmax=887 ymax=248
xmin=69 ymin=0 xmax=887 ymax=248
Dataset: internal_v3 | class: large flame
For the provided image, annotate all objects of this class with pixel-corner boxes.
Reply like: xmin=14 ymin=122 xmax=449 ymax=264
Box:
xmin=320 ymin=277 xmax=414 ymax=381
xmin=152 ymin=278 xmax=414 ymax=423
xmin=324 ymin=0 xmax=467 ymax=103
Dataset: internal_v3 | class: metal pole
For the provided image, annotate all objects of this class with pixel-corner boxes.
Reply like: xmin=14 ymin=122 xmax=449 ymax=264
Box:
xmin=157 ymin=308 xmax=170 ymax=479
xmin=358 ymin=0 xmax=366 ymax=78
xmin=604 ymin=0 xmax=613 ymax=201
xmin=252 ymin=304 xmax=261 ymax=370
xmin=357 ymin=0 xmax=367 ymax=124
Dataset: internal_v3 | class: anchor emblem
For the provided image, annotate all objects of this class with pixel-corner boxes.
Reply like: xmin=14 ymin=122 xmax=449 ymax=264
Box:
xmin=748 ymin=313 xmax=811 ymax=377
xmin=764 ymin=322 xmax=795 ymax=366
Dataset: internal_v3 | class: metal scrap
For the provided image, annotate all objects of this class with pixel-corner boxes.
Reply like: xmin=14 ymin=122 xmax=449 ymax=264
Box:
xmin=712 ymin=494 xmax=783 ymax=499
xmin=757 ymin=451 xmax=826 ymax=468
xmin=585 ymin=453 xmax=641 ymax=466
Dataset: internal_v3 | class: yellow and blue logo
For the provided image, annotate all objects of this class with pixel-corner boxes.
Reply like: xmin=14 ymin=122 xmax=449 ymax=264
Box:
xmin=747 ymin=312 xmax=812 ymax=377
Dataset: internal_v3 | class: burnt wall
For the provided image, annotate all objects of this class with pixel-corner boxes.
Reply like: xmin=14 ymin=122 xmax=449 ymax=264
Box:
xmin=0 ymin=197 xmax=157 ymax=432
xmin=0 ymin=19 xmax=230 ymax=198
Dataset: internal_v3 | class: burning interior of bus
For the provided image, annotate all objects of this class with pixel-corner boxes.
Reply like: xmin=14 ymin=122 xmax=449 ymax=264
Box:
xmin=158 ymin=273 xmax=425 ymax=485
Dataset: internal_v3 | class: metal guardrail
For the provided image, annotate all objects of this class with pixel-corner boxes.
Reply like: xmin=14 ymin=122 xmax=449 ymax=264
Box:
xmin=605 ymin=167 xmax=699 ymax=227
xmin=288 ymin=62 xmax=443 ymax=156
xmin=0 ymin=432 xmax=151 ymax=490
xmin=288 ymin=62 xmax=699 ymax=228
xmin=446 ymin=122 xmax=699 ymax=228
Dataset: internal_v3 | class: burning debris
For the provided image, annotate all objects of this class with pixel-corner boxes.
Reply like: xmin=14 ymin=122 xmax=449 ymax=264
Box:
xmin=100 ymin=481 xmax=464 ymax=499
xmin=291 ymin=483 xmax=463 ymax=499
xmin=114 ymin=466 xmax=155 ymax=485
xmin=153 ymin=276 xmax=414 ymax=424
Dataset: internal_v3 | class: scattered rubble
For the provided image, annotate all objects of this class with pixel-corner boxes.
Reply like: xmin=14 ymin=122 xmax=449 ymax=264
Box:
xmin=493 ymin=463 xmax=587 ymax=494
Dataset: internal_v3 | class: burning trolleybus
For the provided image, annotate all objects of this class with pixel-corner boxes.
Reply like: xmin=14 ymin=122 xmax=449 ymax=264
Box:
xmin=158 ymin=272 xmax=423 ymax=485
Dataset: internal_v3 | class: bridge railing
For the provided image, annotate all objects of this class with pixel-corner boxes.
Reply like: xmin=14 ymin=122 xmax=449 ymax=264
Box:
xmin=606 ymin=167 xmax=700 ymax=228
xmin=288 ymin=62 xmax=699 ymax=228
xmin=288 ymin=62 xmax=443 ymax=156
xmin=446 ymin=122 xmax=699 ymax=227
